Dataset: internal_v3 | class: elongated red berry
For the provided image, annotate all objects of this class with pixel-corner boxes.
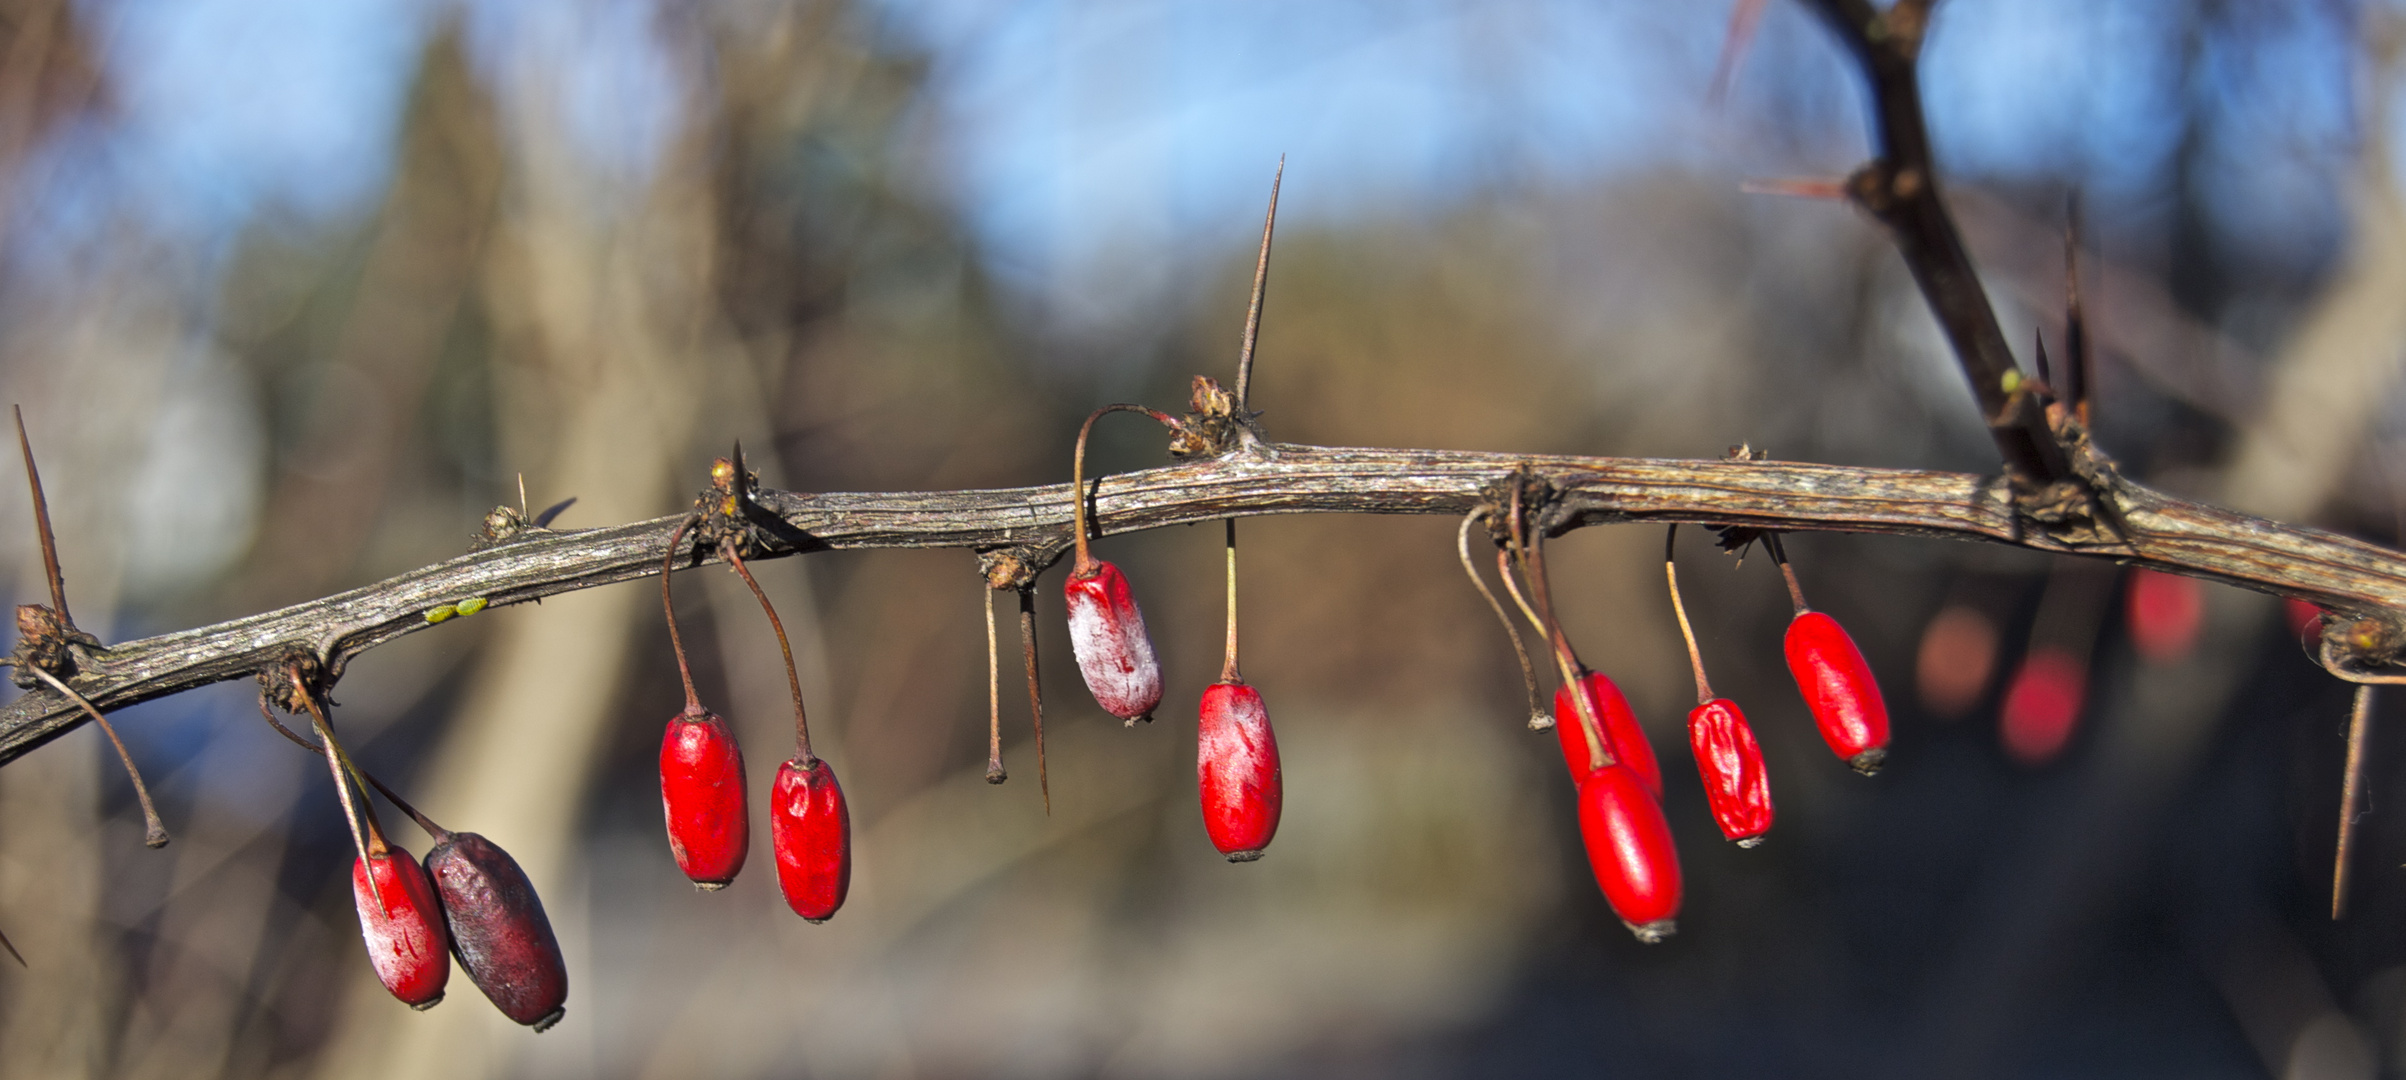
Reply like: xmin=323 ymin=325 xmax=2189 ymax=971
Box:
xmin=2125 ymin=568 xmax=2204 ymax=663
xmin=1551 ymin=670 xmax=1661 ymax=797
xmin=1686 ymin=698 xmax=1773 ymax=845
xmin=1064 ymin=560 xmax=1163 ymax=722
xmin=771 ymin=756 xmax=851 ymax=922
xmin=2000 ymin=646 xmax=2086 ymax=765
xmin=660 ymin=707 xmax=749 ymax=888
xmin=353 ymin=846 xmax=449 ymax=1010
xmin=1783 ymin=610 xmax=1890 ymax=774
xmin=424 ymin=832 xmax=567 ymax=1031
xmin=1574 ymin=764 xmax=1681 ymax=942
xmin=1199 ymin=682 xmax=1281 ymax=860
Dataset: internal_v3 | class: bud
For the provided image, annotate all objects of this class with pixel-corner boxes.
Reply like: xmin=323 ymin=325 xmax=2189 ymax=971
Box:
xmin=771 ymin=756 xmax=852 ymax=922
xmin=1198 ymin=682 xmax=1282 ymax=861
xmin=352 ymin=847 xmax=449 ymax=1010
xmin=660 ymin=708 xmax=749 ymax=888
xmin=424 ymin=833 xmax=567 ymax=1031
xmin=1782 ymin=610 xmax=1891 ymax=774
xmin=1686 ymin=698 xmax=1773 ymax=845
xmin=1551 ymin=671 xmax=1662 ymax=797
xmin=1574 ymin=764 xmax=1681 ymax=942
xmin=1063 ymin=560 xmax=1163 ymax=723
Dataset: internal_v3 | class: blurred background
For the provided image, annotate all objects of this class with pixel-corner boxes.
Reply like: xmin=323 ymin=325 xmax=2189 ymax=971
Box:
xmin=0 ymin=0 xmax=2396 ymax=1075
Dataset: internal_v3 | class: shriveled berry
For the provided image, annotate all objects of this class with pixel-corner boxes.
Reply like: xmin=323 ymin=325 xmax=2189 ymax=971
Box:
xmin=660 ymin=708 xmax=749 ymax=888
xmin=771 ymin=756 xmax=851 ymax=922
xmin=1198 ymin=682 xmax=1282 ymax=861
xmin=1783 ymin=610 xmax=1890 ymax=774
xmin=1064 ymin=560 xmax=1163 ymax=722
xmin=1551 ymin=670 xmax=1661 ymax=797
xmin=2125 ymin=568 xmax=2204 ymax=663
xmin=2000 ymin=647 xmax=2086 ymax=766
xmin=352 ymin=847 xmax=449 ymax=1010
xmin=1687 ymin=698 xmax=1773 ymax=845
xmin=424 ymin=832 xmax=567 ymax=1031
xmin=1574 ymin=764 xmax=1681 ymax=942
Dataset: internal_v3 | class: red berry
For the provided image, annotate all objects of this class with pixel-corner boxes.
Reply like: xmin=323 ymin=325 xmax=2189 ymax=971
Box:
xmin=352 ymin=846 xmax=449 ymax=1010
xmin=1198 ymin=682 xmax=1282 ymax=860
xmin=1574 ymin=764 xmax=1681 ymax=942
xmin=1551 ymin=670 xmax=1662 ymax=797
xmin=1686 ymin=698 xmax=1773 ymax=845
xmin=659 ymin=708 xmax=749 ymax=888
xmin=2125 ymin=568 xmax=2204 ymax=663
xmin=1999 ymin=647 xmax=2086 ymax=765
xmin=1783 ymin=610 xmax=1890 ymax=773
xmin=1063 ymin=560 xmax=1163 ymax=722
xmin=2287 ymin=598 xmax=2324 ymax=640
xmin=771 ymin=756 xmax=851 ymax=922
xmin=424 ymin=832 xmax=567 ymax=1031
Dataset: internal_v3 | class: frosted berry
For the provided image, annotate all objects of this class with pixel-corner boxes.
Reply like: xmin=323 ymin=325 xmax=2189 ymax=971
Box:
xmin=1064 ymin=560 xmax=1164 ymax=722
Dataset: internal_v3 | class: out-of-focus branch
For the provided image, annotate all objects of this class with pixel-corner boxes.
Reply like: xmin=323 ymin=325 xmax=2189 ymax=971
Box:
xmin=1801 ymin=0 xmax=2073 ymax=489
xmin=5 ymin=441 xmax=2406 ymax=767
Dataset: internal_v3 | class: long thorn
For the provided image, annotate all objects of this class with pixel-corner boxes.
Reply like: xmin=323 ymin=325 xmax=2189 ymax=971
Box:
xmin=2066 ymin=190 xmax=2090 ymax=427
xmin=26 ymin=665 xmax=165 ymax=847
xmin=1235 ymin=157 xmax=1283 ymax=411
xmin=1458 ymin=511 xmax=1545 ymax=729
xmin=0 ymin=926 xmax=22 ymax=966
xmin=1763 ymin=531 xmax=1809 ymax=616
xmin=1019 ymin=587 xmax=1048 ymax=814
xmin=14 ymin=406 xmax=68 ymax=624
xmin=985 ymin=582 xmax=1005 ymax=784
xmin=2336 ymin=685 xmax=2375 ymax=919
xmin=1221 ymin=519 xmax=1242 ymax=684
xmin=662 ymin=516 xmax=703 ymax=712
xmin=1665 ymin=526 xmax=1714 ymax=705
xmin=724 ymin=542 xmax=813 ymax=764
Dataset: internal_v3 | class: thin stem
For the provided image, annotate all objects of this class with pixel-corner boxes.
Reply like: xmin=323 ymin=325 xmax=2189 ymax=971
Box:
xmin=1764 ymin=531 xmax=1810 ymax=616
xmin=1505 ymin=490 xmax=1608 ymax=770
xmin=290 ymin=668 xmax=386 ymax=855
xmin=1221 ymin=518 xmax=1242 ymax=684
xmin=14 ymin=406 xmax=68 ymax=623
xmin=23 ymin=664 xmax=165 ymax=848
xmin=1458 ymin=510 xmax=1545 ymax=729
xmin=256 ymin=694 xmax=447 ymax=841
xmin=1070 ymin=404 xmax=1179 ymax=575
xmin=1665 ymin=525 xmax=1714 ymax=705
xmin=1235 ymin=156 xmax=1284 ymax=411
xmin=985 ymin=582 xmax=1005 ymax=784
xmin=1018 ymin=586 xmax=1048 ymax=814
xmin=661 ymin=516 xmax=703 ymax=713
xmin=723 ymin=541 xmax=812 ymax=764
xmin=2336 ymin=685 xmax=2375 ymax=919
xmin=289 ymin=670 xmax=383 ymax=911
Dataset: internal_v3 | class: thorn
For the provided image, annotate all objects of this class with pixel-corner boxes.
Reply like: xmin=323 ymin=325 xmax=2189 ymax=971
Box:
xmin=1708 ymin=0 xmax=1769 ymax=107
xmin=0 ymin=926 xmax=21 ymax=967
xmin=517 ymin=473 xmax=529 ymax=520
xmin=1234 ymin=156 xmax=1284 ymax=411
xmin=2065 ymin=190 xmax=2091 ymax=427
xmin=2034 ymin=327 xmax=2053 ymax=389
xmin=2336 ymin=685 xmax=2375 ymax=919
xmin=1740 ymin=176 xmax=1849 ymax=201
xmin=532 ymin=497 xmax=576 ymax=528
xmin=14 ymin=406 xmax=70 ymax=625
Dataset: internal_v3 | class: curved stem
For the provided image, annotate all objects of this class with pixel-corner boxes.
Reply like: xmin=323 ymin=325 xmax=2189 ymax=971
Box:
xmin=1235 ymin=157 xmax=1284 ymax=411
xmin=289 ymin=669 xmax=384 ymax=913
xmin=1764 ymin=530 xmax=1810 ymax=616
xmin=661 ymin=515 xmax=703 ymax=713
xmin=255 ymin=694 xmax=447 ymax=841
xmin=1665 ymin=525 xmax=1715 ymax=705
xmin=723 ymin=541 xmax=812 ymax=764
xmin=22 ymin=664 xmax=165 ymax=847
xmin=1501 ymin=490 xmax=1608 ymax=770
xmin=1070 ymin=404 xmax=1179 ymax=575
xmin=1458 ymin=510 xmax=1544 ymax=729
xmin=1221 ymin=519 xmax=1242 ymax=684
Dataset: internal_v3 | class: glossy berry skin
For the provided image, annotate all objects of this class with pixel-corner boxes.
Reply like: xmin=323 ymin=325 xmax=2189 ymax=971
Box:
xmin=771 ymin=756 xmax=851 ymax=922
xmin=1198 ymin=682 xmax=1282 ymax=861
xmin=1687 ymin=698 xmax=1773 ymax=845
xmin=1064 ymin=560 xmax=1163 ymax=722
xmin=352 ymin=847 xmax=450 ymax=1010
xmin=424 ymin=833 xmax=567 ymax=1031
xmin=1783 ymin=611 xmax=1890 ymax=774
xmin=1575 ymin=764 xmax=1681 ymax=942
xmin=1999 ymin=647 xmax=2086 ymax=766
xmin=2125 ymin=568 xmax=2205 ymax=663
xmin=1551 ymin=671 xmax=1661 ymax=797
xmin=659 ymin=708 xmax=749 ymax=888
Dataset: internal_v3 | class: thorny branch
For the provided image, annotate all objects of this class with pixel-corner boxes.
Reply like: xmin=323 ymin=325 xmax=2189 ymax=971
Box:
xmin=4 ymin=442 xmax=2406 ymax=768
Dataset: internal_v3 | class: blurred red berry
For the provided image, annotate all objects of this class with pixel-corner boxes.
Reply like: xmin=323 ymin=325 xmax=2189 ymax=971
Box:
xmin=1916 ymin=605 xmax=1997 ymax=718
xmin=2000 ymin=647 xmax=2087 ymax=765
xmin=2125 ymin=568 xmax=2205 ymax=663
xmin=2287 ymin=598 xmax=2324 ymax=640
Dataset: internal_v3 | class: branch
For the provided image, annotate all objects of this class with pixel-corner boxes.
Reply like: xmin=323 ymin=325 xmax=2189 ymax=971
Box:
xmin=5 ymin=442 xmax=2402 ymax=767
